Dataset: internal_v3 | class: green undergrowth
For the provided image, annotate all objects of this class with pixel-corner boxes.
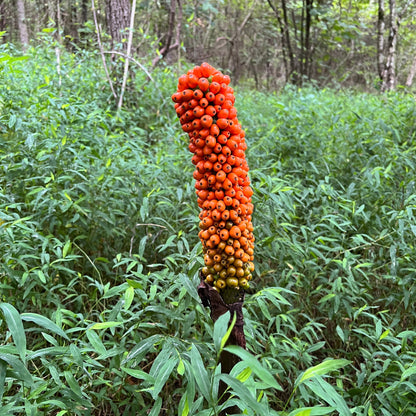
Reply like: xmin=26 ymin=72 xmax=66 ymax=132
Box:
xmin=0 ymin=43 xmax=415 ymax=415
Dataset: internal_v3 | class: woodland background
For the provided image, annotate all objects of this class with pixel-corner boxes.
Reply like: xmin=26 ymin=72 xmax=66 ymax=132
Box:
xmin=1 ymin=1 xmax=416 ymax=416
xmin=2 ymin=0 xmax=416 ymax=92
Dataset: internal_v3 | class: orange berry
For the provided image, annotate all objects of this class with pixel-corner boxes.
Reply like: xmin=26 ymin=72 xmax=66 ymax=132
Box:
xmin=216 ymin=170 xmax=226 ymax=182
xmin=201 ymin=115 xmax=213 ymax=128
xmin=198 ymin=77 xmax=210 ymax=91
xmin=217 ymin=118 xmax=229 ymax=130
xmin=209 ymin=81 xmax=221 ymax=94
xmin=230 ymin=226 xmax=241 ymax=239
xmin=193 ymin=89 xmax=204 ymax=100
xmin=219 ymin=229 xmax=229 ymax=241
xmin=216 ymin=200 xmax=226 ymax=212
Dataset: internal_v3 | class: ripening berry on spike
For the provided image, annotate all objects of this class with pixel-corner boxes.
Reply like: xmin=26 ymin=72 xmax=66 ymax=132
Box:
xmin=172 ymin=63 xmax=255 ymax=297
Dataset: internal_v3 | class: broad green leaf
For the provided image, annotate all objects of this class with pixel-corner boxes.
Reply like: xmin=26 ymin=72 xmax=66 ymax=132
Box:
xmin=379 ymin=329 xmax=390 ymax=341
xmin=123 ymin=334 xmax=162 ymax=364
xmin=126 ymin=279 xmax=143 ymax=289
xmin=120 ymin=367 xmax=155 ymax=383
xmin=124 ymin=286 xmax=135 ymax=310
xmin=0 ymin=360 xmax=6 ymax=400
xmin=288 ymin=407 xmax=336 ymax=416
xmin=62 ymin=240 xmax=71 ymax=258
xmin=213 ymin=311 xmax=230 ymax=352
xmin=21 ymin=313 xmax=69 ymax=340
xmin=37 ymin=400 xmax=67 ymax=410
xmin=179 ymin=273 xmax=199 ymax=301
xmin=64 ymin=370 xmax=82 ymax=398
xmin=0 ymin=303 xmax=26 ymax=362
xmin=236 ymin=366 xmax=252 ymax=383
xmin=220 ymin=312 xmax=237 ymax=351
xmin=177 ymin=358 xmax=185 ymax=376
xmin=151 ymin=357 xmax=178 ymax=399
xmin=219 ymin=373 xmax=266 ymax=413
xmin=190 ymin=344 xmax=211 ymax=403
xmin=179 ymin=393 xmax=190 ymax=416
xmin=224 ymin=345 xmax=282 ymax=391
xmin=296 ymin=359 xmax=351 ymax=387
xmin=90 ymin=321 xmax=123 ymax=330
xmin=0 ymin=353 xmax=33 ymax=385
xmin=305 ymin=377 xmax=351 ymax=416
xmin=148 ymin=397 xmax=162 ymax=416
xmin=86 ymin=329 xmax=106 ymax=355
xmin=37 ymin=269 xmax=46 ymax=283
xmin=401 ymin=365 xmax=416 ymax=381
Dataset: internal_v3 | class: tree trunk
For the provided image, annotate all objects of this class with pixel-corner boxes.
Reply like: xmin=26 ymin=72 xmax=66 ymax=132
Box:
xmin=282 ymin=0 xmax=296 ymax=83
xmin=266 ymin=0 xmax=289 ymax=82
xmin=16 ymin=0 xmax=29 ymax=50
xmin=382 ymin=0 xmax=398 ymax=91
xmin=0 ymin=1 xmax=7 ymax=36
xmin=377 ymin=0 xmax=385 ymax=81
xmin=379 ymin=0 xmax=398 ymax=92
xmin=304 ymin=0 xmax=313 ymax=79
xmin=405 ymin=55 xmax=416 ymax=87
xmin=105 ymin=0 xmax=131 ymax=50
xmin=81 ymin=0 xmax=89 ymax=24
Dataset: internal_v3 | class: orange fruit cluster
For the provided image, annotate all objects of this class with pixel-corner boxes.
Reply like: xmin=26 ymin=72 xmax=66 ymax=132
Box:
xmin=172 ymin=62 xmax=254 ymax=294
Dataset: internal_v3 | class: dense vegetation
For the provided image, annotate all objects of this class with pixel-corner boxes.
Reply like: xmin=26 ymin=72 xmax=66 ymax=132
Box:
xmin=3 ymin=0 xmax=416 ymax=91
xmin=1 ymin=41 xmax=416 ymax=416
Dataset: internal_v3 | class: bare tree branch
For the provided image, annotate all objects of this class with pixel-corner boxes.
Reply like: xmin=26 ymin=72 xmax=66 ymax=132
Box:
xmin=117 ymin=0 xmax=137 ymax=111
xmin=103 ymin=51 xmax=153 ymax=81
xmin=152 ymin=0 xmax=182 ymax=67
xmin=92 ymin=0 xmax=117 ymax=99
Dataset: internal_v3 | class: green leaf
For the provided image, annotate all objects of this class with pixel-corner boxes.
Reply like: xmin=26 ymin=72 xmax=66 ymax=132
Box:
xmin=151 ymin=357 xmax=178 ymax=399
xmin=305 ymin=377 xmax=351 ymax=416
xmin=190 ymin=344 xmax=211 ymax=403
xmin=123 ymin=334 xmax=162 ymax=364
xmin=21 ymin=313 xmax=69 ymax=340
xmin=0 ymin=352 xmax=33 ymax=385
xmin=296 ymin=359 xmax=351 ymax=387
xmin=148 ymin=397 xmax=162 ymax=416
xmin=120 ymin=367 xmax=155 ymax=383
xmin=64 ymin=370 xmax=82 ymax=398
xmin=288 ymin=407 xmax=336 ymax=416
xmin=86 ymin=329 xmax=106 ymax=355
xmin=224 ymin=345 xmax=282 ymax=391
xmin=37 ymin=269 xmax=47 ymax=283
xmin=401 ymin=365 xmax=416 ymax=381
xmin=62 ymin=240 xmax=71 ymax=258
xmin=213 ymin=311 xmax=230 ymax=352
xmin=219 ymin=373 xmax=266 ymax=413
xmin=90 ymin=321 xmax=123 ymax=330
xmin=220 ymin=312 xmax=237 ymax=351
xmin=0 ymin=360 xmax=6 ymax=400
xmin=124 ymin=286 xmax=135 ymax=310
xmin=0 ymin=303 xmax=26 ymax=362
xmin=179 ymin=393 xmax=190 ymax=416
xmin=379 ymin=329 xmax=390 ymax=341
xmin=177 ymin=358 xmax=185 ymax=376
xmin=179 ymin=273 xmax=199 ymax=301
xmin=236 ymin=366 xmax=252 ymax=383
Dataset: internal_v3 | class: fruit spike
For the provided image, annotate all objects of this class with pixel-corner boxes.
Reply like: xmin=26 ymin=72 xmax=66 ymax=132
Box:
xmin=172 ymin=63 xmax=255 ymax=299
